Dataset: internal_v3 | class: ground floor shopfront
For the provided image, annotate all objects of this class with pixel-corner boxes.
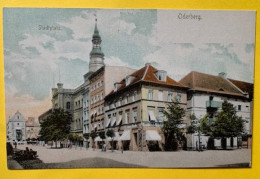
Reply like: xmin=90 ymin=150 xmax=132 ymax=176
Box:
xmin=91 ymin=124 xmax=164 ymax=151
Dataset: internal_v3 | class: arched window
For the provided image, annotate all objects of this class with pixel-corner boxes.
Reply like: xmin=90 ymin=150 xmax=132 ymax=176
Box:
xmin=66 ymin=102 xmax=71 ymax=110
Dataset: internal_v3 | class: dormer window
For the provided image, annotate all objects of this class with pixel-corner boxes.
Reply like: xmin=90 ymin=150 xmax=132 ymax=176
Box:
xmin=125 ymin=76 xmax=130 ymax=86
xmin=125 ymin=75 xmax=134 ymax=86
xmin=114 ymin=83 xmax=120 ymax=92
xmin=155 ymin=70 xmax=167 ymax=81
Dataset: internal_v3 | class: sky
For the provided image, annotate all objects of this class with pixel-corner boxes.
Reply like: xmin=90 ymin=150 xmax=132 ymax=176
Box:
xmin=3 ymin=8 xmax=256 ymax=120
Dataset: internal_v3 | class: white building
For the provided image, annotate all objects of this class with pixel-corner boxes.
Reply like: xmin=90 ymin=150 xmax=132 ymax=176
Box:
xmin=179 ymin=71 xmax=252 ymax=150
xmin=7 ymin=111 xmax=26 ymax=143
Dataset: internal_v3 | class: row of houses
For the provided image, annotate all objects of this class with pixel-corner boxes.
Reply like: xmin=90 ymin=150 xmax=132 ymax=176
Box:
xmin=38 ymin=20 xmax=253 ymax=151
xmin=7 ymin=111 xmax=40 ymax=143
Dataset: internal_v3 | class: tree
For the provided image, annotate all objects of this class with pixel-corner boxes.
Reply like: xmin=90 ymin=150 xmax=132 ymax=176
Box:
xmin=83 ymin=133 xmax=90 ymax=140
xmin=90 ymin=131 xmax=97 ymax=149
xmin=99 ymin=131 xmax=106 ymax=142
xmin=106 ymin=129 xmax=115 ymax=152
xmin=39 ymin=108 xmax=72 ymax=148
xmin=210 ymin=100 xmax=245 ymax=149
xmin=162 ymin=102 xmax=186 ymax=151
xmin=187 ymin=114 xmax=210 ymax=151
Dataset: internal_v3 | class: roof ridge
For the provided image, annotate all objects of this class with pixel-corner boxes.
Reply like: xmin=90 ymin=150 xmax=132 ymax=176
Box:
xmin=225 ymin=78 xmax=246 ymax=95
xmin=141 ymin=64 xmax=150 ymax=80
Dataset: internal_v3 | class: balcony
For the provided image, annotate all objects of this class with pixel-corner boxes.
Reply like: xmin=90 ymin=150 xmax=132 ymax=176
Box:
xmin=143 ymin=121 xmax=163 ymax=127
xmin=206 ymin=100 xmax=222 ymax=108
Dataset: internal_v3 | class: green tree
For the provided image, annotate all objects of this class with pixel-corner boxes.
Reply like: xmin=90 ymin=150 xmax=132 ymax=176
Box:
xmin=211 ymin=100 xmax=245 ymax=149
xmin=162 ymin=102 xmax=186 ymax=151
xmin=39 ymin=108 xmax=72 ymax=148
xmin=187 ymin=114 xmax=210 ymax=151
xmin=106 ymin=129 xmax=115 ymax=152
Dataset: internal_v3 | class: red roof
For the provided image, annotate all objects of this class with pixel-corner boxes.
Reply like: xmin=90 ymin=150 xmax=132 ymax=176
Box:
xmin=179 ymin=71 xmax=245 ymax=97
xmin=107 ymin=64 xmax=186 ymax=97
xmin=228 ymin=78 xmax=254 ymax=99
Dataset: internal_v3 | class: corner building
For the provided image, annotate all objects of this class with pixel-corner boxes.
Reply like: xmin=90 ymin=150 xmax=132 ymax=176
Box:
xmin=104 ymin=63 xmax=188 ymax=151
xmin=179 ymin=71 xmax=253 ymax=150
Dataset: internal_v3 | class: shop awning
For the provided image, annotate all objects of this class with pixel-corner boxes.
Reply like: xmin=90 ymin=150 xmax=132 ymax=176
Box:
xmin=106 ymin=132 xmax=120 ymax=141
xmin=111 ymin=116 xmax=116 ymax=126
xmin=116 ymin=115 xmax=122 ymax=125
xmin=148 ymin=110 xmax=156 ymax=121
xmin=106 ymin=118 xmax=111 ymax=127
xmin=145 ymin=130 xmax=162 ymax=141
xmin=119 ymin=130 xmax=131 ymax=141
xmin=94 ymin=136 xmax=103 ymax=142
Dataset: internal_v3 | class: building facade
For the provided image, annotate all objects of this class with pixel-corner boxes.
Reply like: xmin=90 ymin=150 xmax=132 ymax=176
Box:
xmin=25 ymin=117 xmax=40 ymax=140
xmin=179 ymin=71 xmax=252 ymax=150
xmin=7 ymin=111 xmax=26 ymax=143
xmin=104 ymin=63 xmax=188 ymax=151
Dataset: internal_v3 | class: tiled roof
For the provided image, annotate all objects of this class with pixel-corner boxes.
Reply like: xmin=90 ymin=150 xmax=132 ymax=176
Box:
xmin=9 ymin=111 xmax=26 ymax=122
xmin=26 ymin=117 xmax=40 ymax=127
xmin=107 ymin=64 xmax=186 ymax=97
xmin=228 ymin=78 xmax=254 ymax=99
xmin=179 ymin=71 xmax=244 ymax=97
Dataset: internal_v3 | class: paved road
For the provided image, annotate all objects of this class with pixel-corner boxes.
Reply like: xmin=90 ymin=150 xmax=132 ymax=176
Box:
xmin=16 ymin=144 xmax=251 ymax=168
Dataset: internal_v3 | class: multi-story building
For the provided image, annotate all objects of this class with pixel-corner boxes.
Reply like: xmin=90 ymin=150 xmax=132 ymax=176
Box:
xmin=25 ymin=117 xmax=40 ymax=140
xmin=49 ymin=19 xmax=105 ymax=137
xmin=7 ymin=111 xmax=26 ymax=143
xmin=104 ymin=63 xmax=188 ymax=151
xmin=179 ymin=71 xmax=252 ymax=150
xmin=228 ymin=78 xmax=254 ymax=147
xmin=89 ymin=66 xmax=136 ymax=145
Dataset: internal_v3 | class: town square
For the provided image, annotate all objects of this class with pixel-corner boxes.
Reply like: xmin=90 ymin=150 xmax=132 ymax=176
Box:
xmin=4 ymin=9 xmax=255 ymax=169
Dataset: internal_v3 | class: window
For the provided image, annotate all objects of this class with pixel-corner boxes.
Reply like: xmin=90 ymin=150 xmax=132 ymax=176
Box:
xmin=125 ymin=110 xmax=130 ymax=124
xmin=157 ymin=108 xmax=164 ymax=122
xmin=132 ymin=108 xmax=137 ymax=123
xmin=133 ymin=91 xmax=137 ymax=102
xmin=148 ymin=89 xmax=153 ymax=100
xmin=66 ymin=102 xmax=70 ymax=110
xmin=167 ymin=92 xmax=173 ymax=102
xmin=176 ymin=93 xmax=181 ymax=102
xmin=158 ymin=90 xmax=163 ymax=101
xmin=125 ymin=76 xmax=130 ymax=86
xmin=118 ymin=97 xmax=122 ymax=106
xmin=238 ymin=105 xmax=242 ymax=111
xmin=125 ymin=94 xmax=129 ymax=104
xmin=156 ymin=70 xmax=167 ymax=81
xmin=148 ymin=109 xmax=156 ymax=121
xmin=114 ymin=83 xmax=118 ymax=92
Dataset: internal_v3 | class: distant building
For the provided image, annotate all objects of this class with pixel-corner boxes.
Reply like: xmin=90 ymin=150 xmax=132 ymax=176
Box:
xmin=104 ymin=63 xmax=188 ymax=151
xmin=179 ymin=71 xmax=252 ymax=150
xmin=7 ymin=111 xmax=26 ymax=143
xmin=25 ymin=117 xmax=40 ymax=140
xmin=38 ymin=108 xmax=52 ymax=124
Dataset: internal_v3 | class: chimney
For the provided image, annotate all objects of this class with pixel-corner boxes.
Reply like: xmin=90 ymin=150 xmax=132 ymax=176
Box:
xmin=218 ymin=72 xmax=227 ymax=78
xmin=145 ymin=63 xmax=151 ymax=67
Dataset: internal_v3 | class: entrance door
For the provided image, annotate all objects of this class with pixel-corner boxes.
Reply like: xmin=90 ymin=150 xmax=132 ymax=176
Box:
xmin=16 ymin=129 xmax=22 ymax=141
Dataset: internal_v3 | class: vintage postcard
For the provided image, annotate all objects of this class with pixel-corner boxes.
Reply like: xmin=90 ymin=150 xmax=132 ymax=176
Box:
xmin=4 ymin=8 xmax=255 ymax=169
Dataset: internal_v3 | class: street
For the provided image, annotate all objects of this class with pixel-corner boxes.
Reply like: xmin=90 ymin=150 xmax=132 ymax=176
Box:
xmin=14 ymin=144 xmax=251 ymax=168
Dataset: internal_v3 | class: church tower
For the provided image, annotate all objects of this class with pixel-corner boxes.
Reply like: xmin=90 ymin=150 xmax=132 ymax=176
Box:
xmin=89 ymin=18 xmax=105 ymax=72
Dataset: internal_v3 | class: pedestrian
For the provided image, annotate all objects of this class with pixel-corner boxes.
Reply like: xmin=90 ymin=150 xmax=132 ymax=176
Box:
xmin=14 ymin=141 xmax=17 ymax=149
xmin=121 ymin=146 xmax=123 ymax=154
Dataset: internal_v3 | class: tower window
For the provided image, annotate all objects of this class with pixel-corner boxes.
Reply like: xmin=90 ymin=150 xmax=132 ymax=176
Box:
xmin=66 ymin=102 xmax=71 ymax=110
